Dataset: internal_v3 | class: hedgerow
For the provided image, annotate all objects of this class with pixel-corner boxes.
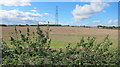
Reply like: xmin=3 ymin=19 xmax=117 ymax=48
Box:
xmin=1 ymin=23 xmax=119 ymax=66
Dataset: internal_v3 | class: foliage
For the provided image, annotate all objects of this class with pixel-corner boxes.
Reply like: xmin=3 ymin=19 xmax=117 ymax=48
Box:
xmin=1 ymin=23 xmax=119 ymax=66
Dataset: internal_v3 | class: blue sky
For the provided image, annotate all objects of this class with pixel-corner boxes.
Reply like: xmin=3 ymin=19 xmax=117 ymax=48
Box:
xmin=0 ymin=2 xmax=118 ymax=26
xmin=30 ymin=0 xmax=119 ymax=2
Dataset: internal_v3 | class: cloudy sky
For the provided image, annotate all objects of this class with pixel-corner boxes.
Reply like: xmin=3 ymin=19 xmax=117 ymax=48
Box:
xmin=0 ymin=0 xmax=119 ymax=26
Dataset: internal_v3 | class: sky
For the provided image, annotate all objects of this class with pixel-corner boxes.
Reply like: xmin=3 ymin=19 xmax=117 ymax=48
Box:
xmin=30 ymin=0 xmax=119 ymax=2
xmin=0 ymin=0 xmax=119 ymax=26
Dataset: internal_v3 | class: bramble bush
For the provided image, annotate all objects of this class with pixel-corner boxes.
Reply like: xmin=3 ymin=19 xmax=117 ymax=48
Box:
xmin=1 ymin=22 xmax=119 ymax=66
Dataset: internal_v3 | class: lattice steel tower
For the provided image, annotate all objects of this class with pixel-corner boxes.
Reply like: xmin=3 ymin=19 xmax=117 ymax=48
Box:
xmin=55 ymin=6 xmax=58 ymax=25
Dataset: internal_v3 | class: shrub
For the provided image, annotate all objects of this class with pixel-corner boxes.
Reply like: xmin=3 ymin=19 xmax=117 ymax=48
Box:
xmin=1 ymin=23 xmax=119 ymax=66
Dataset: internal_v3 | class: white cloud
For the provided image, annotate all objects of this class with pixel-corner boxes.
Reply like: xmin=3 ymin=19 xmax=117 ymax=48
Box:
xmin=93 ymin=20 xmax=101 ymax=23
xmin=0 ymin=0 xmax=31 ymax=6
xmin=44 ymin=13 xmax=49 ymax=15
xmin=39 ymin=21 xmax=48 ymax=24
xmin=72 ymin=2 xmax=109 ymax=22
xmin=0 ymin=9 xmax=42 ymax=24
xmin=39 ymin=20 xmax=55 ymax=24
xmin=107 ymin=20 xmax=118 ymax=25
xmin=95 ymin=19 xmax=118 ymax=26
xmin=31 ymin=10 xmax=37 ymax=12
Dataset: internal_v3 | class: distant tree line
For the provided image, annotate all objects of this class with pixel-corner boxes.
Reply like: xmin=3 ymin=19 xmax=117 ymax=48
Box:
xmin=0 ymin=24 xmax=62 ymax=27
xmin=0 ymin=24 xmax=7 ymax=26
xmin=0 ymin=24 xmax=119 ymax=29
xmin=97 ymin=25 xmax=120 ymax=29
xmin=79 ymin=25 xmax=91 ymax=28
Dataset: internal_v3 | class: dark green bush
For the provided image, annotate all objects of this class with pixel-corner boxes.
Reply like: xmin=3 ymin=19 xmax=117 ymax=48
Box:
xmin=1 ymin=23 xmax=119 ymax=66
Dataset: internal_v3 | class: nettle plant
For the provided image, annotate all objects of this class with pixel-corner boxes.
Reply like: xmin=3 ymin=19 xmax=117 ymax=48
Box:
xmin=1 ymin=22 xmax=119 ymax=65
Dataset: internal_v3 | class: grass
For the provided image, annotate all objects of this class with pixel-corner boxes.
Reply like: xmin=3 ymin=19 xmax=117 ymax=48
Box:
xmin=50 ymin=40 xmax=77 ymax=48
xmin=50 ymin=38 xmax=118 ymax=50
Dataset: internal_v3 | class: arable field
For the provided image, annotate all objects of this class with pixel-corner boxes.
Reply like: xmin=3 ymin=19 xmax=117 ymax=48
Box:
xmin=1 ymin=26 xmax=118 ymax=49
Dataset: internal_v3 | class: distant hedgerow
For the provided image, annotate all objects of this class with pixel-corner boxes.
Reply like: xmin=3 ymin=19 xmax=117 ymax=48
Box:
xmin=1 ymin=22 xmax=119 ymax=66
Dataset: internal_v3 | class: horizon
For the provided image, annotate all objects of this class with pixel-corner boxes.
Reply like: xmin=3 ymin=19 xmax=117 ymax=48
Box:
xmin=0 ymin=23 xmax=120 ymax=27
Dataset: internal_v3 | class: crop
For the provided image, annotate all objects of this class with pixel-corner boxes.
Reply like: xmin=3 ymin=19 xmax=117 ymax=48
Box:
xmin=1 ymin=22 xmax=119 ymax=66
